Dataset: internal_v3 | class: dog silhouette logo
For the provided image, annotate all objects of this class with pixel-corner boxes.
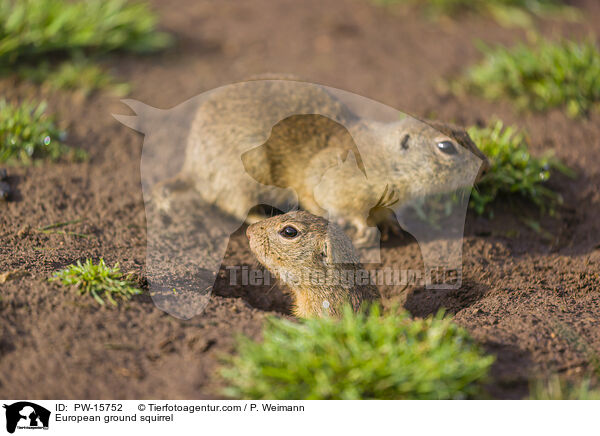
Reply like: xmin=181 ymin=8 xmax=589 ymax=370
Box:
xmin=3 ymin=402 xmax=50 ymax=434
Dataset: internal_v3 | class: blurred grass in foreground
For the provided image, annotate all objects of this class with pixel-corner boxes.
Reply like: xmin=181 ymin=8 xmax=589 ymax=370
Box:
xmin=530 ymin=376 xmax=600 ymax=400
xmin=222 ymin=305 xmax=494 ymax=399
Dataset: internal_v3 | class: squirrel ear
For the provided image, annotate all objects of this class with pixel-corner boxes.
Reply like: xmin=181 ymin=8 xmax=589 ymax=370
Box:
xmin=320 ymin=239 xmax=330 ymax=264
xmin=320 ymin=235 xmax=336 ymax=265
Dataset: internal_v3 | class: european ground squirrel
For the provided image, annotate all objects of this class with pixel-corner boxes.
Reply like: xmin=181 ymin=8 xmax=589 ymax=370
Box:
xmin=160 ymin=78 xmax=488 ymax=248
xmin=246 ymin=210 xmax=380 ymax=318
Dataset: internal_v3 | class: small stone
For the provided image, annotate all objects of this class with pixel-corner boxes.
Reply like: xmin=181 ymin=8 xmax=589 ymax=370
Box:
xmin=0 ymin=181 xmax=10 ymax=201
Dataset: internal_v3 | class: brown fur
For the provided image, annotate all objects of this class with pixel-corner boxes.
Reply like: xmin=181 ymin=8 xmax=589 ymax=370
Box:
xmin=159 ymin=78 xmax=489 ymax=247
xmin=246 ymin=211 xmax=380 ymax=318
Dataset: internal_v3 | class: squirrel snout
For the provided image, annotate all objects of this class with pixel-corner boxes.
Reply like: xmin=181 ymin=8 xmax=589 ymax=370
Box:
xmin=246 ymin=222 xmax=262 ymax=240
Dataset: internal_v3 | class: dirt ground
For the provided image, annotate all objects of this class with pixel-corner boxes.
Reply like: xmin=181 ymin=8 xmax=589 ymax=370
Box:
xmin=1 ymin=0 xmax=599 ymax=399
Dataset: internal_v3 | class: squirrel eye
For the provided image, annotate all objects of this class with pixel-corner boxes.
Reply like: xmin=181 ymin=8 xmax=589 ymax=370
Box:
xmin=279 ymin=225 xmax=299 ymax=238
xmin=400 ymin=134 xmax=410 ymax=150
xmin=436 ymin=140 xmax=458 ymax=155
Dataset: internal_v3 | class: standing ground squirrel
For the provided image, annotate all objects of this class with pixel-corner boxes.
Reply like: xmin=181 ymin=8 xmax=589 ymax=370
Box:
xmin=247 ymin=210 xmax=380 ymax=318
xmin=159 ymin=78 xmax=489 ymax=248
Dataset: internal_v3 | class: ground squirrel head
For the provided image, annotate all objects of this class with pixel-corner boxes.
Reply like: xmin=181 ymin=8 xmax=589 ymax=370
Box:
xmin=246 ymin=211 xmax=360 ymax=282
xmin=356 ymin=117 xmax=489 ymax=200
xmin=246 ymin=211 xmax=378 ymax=318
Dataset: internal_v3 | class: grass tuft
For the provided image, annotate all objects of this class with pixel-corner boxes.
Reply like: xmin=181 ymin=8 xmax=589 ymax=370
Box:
xmin=372 ymin=0 xmax=578 ymax=26
xmin=0 ymin=99 xmax=86 ymax=164
xmin=0 ymin=0 xmax=172 ymax=94
xmin=50 ymin=258 xmax=142 ymax=306
xmin=468 ymin=120 xmax=574 ymax=216
xmin=0 ymin=0 xmax=171 ymax=66
xmin=221 ymin=305 xmax=494 ymax=399
xmin=457 ymin=39 xmax=600 ymax=117
xmin=18 ymin=59 xmax=131 ymax=97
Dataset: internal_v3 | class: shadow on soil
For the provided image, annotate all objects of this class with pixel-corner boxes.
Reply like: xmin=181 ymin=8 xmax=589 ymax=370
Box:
xmin=404 ymin=280 xmax=533 ymax=399
xmin=403 ymin=278 xmax=489 ymax=317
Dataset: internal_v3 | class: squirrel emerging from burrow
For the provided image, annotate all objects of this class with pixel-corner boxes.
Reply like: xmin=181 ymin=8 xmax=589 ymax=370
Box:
xmin=247 ymin=210 xmax=380 ymax=318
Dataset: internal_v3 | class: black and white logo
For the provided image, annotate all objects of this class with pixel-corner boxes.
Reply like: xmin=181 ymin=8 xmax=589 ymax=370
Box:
xmin=3 ymin=402 xmax=50 ymax=434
